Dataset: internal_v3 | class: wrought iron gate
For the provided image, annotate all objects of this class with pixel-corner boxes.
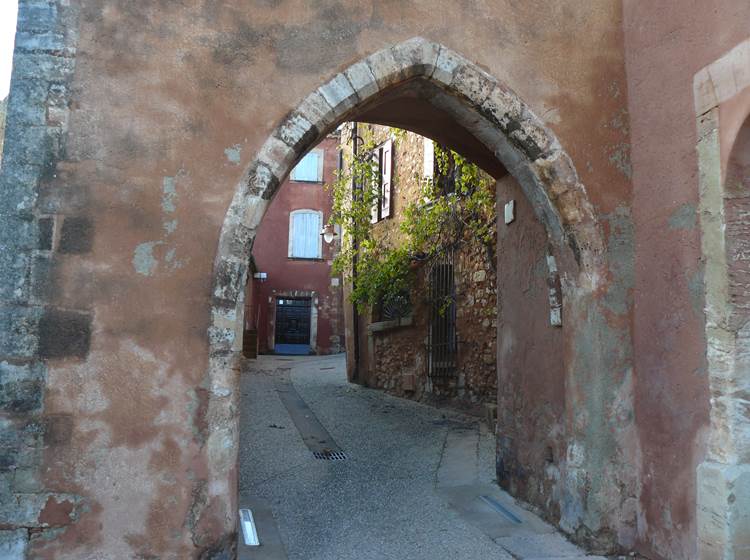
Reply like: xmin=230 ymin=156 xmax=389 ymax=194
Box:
xmin=427 ymin=252 xmax=457 ymax=382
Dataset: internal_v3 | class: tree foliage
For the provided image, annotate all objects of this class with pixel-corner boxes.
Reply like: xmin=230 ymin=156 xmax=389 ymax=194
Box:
xmin=328 ymin=127 xmax=495 ymax=313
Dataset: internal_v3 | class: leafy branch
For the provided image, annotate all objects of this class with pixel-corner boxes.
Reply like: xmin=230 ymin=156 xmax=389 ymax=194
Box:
xmin=328 ymin=127 xmax=495 ymax=313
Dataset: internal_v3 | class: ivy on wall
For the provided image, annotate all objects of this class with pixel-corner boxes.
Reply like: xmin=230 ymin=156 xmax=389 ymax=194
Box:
xmin=328 ymin=126 xmax=495 ymax=313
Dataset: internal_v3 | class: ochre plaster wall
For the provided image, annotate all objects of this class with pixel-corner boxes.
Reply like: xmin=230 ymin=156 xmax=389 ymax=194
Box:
xmin=623 ymin=2 xmax=750 ymax=557
xmin=495 ymin=172 xmax=567 ymax=521
xmin=5 ymin=2 xmax=633 ymax=557
xmin=1 ymin=0 xmax=746 ymax=558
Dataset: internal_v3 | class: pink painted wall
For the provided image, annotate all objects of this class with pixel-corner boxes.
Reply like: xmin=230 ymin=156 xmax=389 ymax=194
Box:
xmin=623 ymin=2 xmax=750 ymax=557
xmin=248 ymin=136 xmax=344 ymax=354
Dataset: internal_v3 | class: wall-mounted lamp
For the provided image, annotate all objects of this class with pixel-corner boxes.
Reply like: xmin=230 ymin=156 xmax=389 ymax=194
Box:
xmin=320 ymin=223 xmax=339 ymax=244
xmin=253 ymin=272 xmax=268 ymax=282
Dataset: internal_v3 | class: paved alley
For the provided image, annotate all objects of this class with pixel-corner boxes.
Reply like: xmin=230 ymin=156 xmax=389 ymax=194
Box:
xmin=238 ymin=355 xmax=606 ymax=560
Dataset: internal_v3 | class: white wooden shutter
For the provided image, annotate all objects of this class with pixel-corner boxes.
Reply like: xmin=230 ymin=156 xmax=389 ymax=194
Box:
xmin=423 ymin=138 xmax=434 ymax=178
xmin=306 ymin=212 xmax=321 ymax=257
xmin=292 ymin=151 xmax=321 ymax=183
xmin=291 ymin=211 xmax=321 ymax=258
xmin=291 ymin=212 xmax=306 ymax=256
xmin=291 ymin=151 xmax=322 ymax=182
xmin=380 ymin=140 xmax=393 ymax=219
xmin=370 ymin=150 xmax=381 ymax=224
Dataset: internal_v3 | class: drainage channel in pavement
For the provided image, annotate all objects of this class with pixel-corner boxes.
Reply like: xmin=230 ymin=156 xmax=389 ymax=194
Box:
xmin=273 ymin=371 xmax=348 ymax=460
xmin=239 ymin=359 xmax=603 ymax=560
xmin=239 ymin=368 xmax=349 ymax=559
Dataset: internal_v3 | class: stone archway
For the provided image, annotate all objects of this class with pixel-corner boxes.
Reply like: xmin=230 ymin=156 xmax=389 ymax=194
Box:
xmin=694 ymin=38 xmax=750 ymax=560
xmin=206 ymin=37 xmax=615 ymax=548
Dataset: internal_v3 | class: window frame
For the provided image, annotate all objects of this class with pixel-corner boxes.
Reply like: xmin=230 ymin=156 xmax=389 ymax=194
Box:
xmin=290 ymin=148 xmax=325 ymax=183
xmin=288 ymin=208 xmax=324 ymax=259
xmin=370 ymin=139 xmax=393 ymax=224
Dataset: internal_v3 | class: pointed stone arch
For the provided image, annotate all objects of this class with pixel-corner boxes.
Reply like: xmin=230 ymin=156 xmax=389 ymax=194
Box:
xmin=203 ymin=37 xmax=610 ymax=543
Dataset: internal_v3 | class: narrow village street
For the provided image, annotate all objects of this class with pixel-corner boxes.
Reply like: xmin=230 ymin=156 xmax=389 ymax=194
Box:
xmin=239 ymin=355 xmax=605 ymax=560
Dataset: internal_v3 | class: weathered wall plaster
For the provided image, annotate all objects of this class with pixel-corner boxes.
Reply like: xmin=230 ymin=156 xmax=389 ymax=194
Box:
xmin=0 ymin=1 xmax=745 ymax=557
xmin=624 ymin=1 xmax=750 ymax=555
xmin=1 ymin=12 xmax=623 ymax=558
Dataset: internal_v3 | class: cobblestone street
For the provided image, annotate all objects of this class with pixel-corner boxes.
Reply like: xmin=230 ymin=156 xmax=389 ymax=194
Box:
xmin=239 ymin=355 xmax=605 ymax=560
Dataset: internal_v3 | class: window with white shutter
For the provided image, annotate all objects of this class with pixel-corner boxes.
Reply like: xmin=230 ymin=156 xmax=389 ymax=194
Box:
xmin=290 ymin=149 xmax=324 ymax=182
xmin=369 ymin=140 xmax=394 ymax=224
xmin=370 ymin=150 xmax=381 ymax=224
xmin=380 ymin=140 xmax=393 ymax=219
xmin=423 ymin=138 xmax=434 ymax=179
xmin=289 ymin=210 xmax=323 ymax=258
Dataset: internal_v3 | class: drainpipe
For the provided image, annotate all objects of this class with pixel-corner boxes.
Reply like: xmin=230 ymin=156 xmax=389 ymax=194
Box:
xmin=351 ymin=122 xmax=361 ymax=382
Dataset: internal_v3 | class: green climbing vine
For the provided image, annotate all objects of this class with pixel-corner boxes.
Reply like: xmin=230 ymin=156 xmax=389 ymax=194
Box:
xmin=328 ymin=126 xmax=495 ymax=313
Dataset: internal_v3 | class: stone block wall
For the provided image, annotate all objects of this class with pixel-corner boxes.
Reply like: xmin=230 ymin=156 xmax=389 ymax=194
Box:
xmin=453 ymin=237 xmax=497 ymax=401
xmin=0 ymin=0 xmax=83 ymax=555
xmin=0 ymin=97 xmax=7 ymax=157
xmin=346 ymin=123 xmax=498 ymax=405
xmin=366 ymin=311 xmax=426 ymax=396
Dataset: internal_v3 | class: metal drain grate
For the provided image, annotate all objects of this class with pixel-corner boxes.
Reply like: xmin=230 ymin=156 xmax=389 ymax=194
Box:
xmin=313 ymin=450 xmax=348 ymax=461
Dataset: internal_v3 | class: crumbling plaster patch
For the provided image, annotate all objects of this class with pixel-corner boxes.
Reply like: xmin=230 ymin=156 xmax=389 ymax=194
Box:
xmin=601 ymin=206 xmax=634 ymax=317
xmin=132 ymin=175 xmax=188 ymax=276
xmin=34 ymin=339 xmax=215 ymax=558
xmin=224 ymin=144 xmax=243 ymax=165
xmin=133 ymin=240 xmax=162 ymax=276
xmin=668 ymin=203 xmax=697 ymax=231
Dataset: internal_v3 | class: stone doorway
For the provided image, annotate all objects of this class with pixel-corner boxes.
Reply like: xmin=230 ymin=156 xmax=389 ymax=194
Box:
xmin=274 ymin=297 xmax=312 ymax=354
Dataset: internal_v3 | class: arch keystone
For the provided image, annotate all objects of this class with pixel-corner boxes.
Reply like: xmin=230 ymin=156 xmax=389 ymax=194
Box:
xmin=432 ymin=45 xmax=471 ymax=86
xmin=344 ymin=61 xmax=379 ymax=101
xmin=389 ymin=36 xmax=441 ymax=78
xmin=318 ymin=73 xmax=359 ymax=115
xmin=365 ymin=47 xmax=407 ymax=90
